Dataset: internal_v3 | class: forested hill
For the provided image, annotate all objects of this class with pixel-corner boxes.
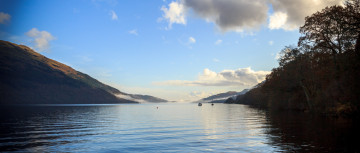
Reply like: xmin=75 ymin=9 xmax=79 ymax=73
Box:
xmin=197 ymin=89 xmax=249 ymax=103
xmin=234 ymin=0 xmax=360 ymax=117
xmin=0 ymin=40 xmax=137 ymax=104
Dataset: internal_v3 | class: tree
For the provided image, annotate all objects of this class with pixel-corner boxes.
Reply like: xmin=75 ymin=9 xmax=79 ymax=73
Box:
xmin=278 ymin=46 xmax=301 ymax=67
xmin=235 ymin=0 xmax=360 ymax=116
xmin=344 ymin=0 xmax=360 ymax=54
xmin=299 ymin=0 xmax=360 ymax=55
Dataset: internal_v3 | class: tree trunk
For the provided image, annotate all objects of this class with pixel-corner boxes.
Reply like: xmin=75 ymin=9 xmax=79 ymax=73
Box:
xmin=300 ymin=81 xmax=313 ymax=111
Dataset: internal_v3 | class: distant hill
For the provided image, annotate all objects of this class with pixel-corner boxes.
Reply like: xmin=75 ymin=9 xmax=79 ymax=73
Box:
xmin=127 ymin=94 xmax=168 ymax=103
xmin=115 ymin=93 xmax=168 ymax=103
xmin=0 ymin=40 xmax=166 ymax=104
xmin=198 ymin=89 xmax=249 ymax=103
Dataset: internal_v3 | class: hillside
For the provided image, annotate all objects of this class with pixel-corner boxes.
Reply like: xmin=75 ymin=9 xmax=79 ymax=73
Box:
xmin=199 ymin=89 xmax=249 ymax=103
xmin=115 ymin=92 xmax=168 ymax=103
xmin=0 ymin=40 xmax=142 ymax=104
xmin=127 ymin=94 xmax=168 ymax=103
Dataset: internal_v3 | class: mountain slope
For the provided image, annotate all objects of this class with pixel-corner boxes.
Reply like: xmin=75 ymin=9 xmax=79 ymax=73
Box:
xmin=116 ymin=93 xmax=169 ymax=103
xmin=199 ymin=89 xmax=249 ymax=103
xmin=0 ymin=40 xmax=138 ymax=104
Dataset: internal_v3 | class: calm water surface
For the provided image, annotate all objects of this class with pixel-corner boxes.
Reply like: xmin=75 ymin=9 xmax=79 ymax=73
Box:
xmin=0 ymin=103 xmax=359 ymax=152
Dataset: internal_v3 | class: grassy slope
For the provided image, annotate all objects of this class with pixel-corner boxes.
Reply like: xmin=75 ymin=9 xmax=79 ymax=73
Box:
xmin=0 ymin=40 xmax=137 ymax=104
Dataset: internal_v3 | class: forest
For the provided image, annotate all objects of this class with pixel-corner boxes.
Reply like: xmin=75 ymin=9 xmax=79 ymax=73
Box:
xmin=233 ymin=0 xmax=360 ymax=117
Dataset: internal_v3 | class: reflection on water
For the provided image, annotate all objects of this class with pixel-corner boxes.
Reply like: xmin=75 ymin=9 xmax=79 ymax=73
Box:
xmin=265 ymin=110 xmax=360 ymax=152
xmin=0 ymin=104 xmax=358 ymax=152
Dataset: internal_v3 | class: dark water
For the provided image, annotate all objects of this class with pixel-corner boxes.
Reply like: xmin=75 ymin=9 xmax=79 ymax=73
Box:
xmin=0 ymin=103 xmax=359 ymax=152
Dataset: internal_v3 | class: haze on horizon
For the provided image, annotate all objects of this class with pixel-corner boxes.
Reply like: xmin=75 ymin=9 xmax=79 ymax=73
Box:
xmin=0 ymin=0 xmax=344 ymax=102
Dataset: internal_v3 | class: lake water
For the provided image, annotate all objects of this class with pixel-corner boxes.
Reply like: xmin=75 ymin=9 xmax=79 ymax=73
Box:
xmin=0 ymin=103 xmax=359 ymax=152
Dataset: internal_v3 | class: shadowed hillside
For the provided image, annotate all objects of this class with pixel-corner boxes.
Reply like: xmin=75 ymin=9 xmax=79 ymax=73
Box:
xmin=197 ymin=89 xmax=249 ymax=103
xmin=127 ymin=94 xmax=168 ymax=103
xmin=0 ymin=40 xmax=138 ymax=104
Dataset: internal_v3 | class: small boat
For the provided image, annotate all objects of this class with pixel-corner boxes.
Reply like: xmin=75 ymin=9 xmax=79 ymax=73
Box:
xmin=198 ymin=103 xmax=202 ymax=106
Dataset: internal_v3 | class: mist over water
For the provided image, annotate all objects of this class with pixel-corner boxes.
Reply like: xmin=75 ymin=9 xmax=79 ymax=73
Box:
xmin=0 ymin=103 xmax=358 ymax=152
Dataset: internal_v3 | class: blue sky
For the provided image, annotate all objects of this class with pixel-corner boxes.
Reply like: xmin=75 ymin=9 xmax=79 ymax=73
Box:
xmin=0 ymin=0 xmax=343 ymax=101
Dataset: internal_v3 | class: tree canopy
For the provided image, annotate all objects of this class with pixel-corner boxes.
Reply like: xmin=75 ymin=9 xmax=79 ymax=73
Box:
xmin=235 ymin=0 xmax=360 ymax=117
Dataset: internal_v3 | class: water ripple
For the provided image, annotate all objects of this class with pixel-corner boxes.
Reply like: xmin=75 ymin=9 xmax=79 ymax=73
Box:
xmin=1 ymin=103 xmax=358 ymax=152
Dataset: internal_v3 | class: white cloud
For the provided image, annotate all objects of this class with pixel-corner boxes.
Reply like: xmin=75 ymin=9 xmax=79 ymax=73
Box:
xmin=154 ymin=67 xmax=270 ymax=87
xmin=26 ymin=28 xmax=55 ymax=52
xmin=110 ymin=10 xmax=118 ymax=20
xmin=128 ymin=29 xmax=138 ymax=35
xmin=269 ymin=0 xmax=344 ymax=30
xmin=0 ymin=12 xmax=11 ymax=24
xmin=268 ymin=40 xmax=274 ymax=45
xmin=215 ymin=39 xmax=222 ymax=45
xmin=160 ymin=1 xmax=186 ymax=29
xmin=188 ymin=36 xmax=196 ymax=43
xmin=213 ymin=58 xmax=220 ymax=62
xmin=268 ymin=12 xmax=288 ymax=30
xmin=160 ymin=0 xmax=344 ymax=32
xmin=115 ymin=94 xmax=147 ymax=103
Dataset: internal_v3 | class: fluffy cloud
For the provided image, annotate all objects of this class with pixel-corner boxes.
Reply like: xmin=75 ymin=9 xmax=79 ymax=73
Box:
xmin=0 ymin=12 xmax=11 ymax=24
xmin=188 ymin=36 xmax=196 ymax=43
xmin=26 ymin=28 xmax=55 ymax=52
xmin=154 ymin=67 xmax=270 ymax=87
xmin=160 ymin=1 xmax=186 ymax=29
xmin=115 ymin=94 xmax=147 ymax=103
xmin=110 ymin=10 xmax=118 ymax=20
xmin=161 ymin=0 xmax=344 ymax=31
xmin=269 ymin=0 xmax=344 ymax=30
xmin=183 ymin=0 xmax=268 ymax=32
xmin=215 ymin=39 xmax=222 ymax=45
xmin=268 ymin=12 xmax=288 ymax=30
xmin=268 ymin=40 xmax=274 ymax=45
xmin=128 ymin=29 xmax=138 ymax=35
